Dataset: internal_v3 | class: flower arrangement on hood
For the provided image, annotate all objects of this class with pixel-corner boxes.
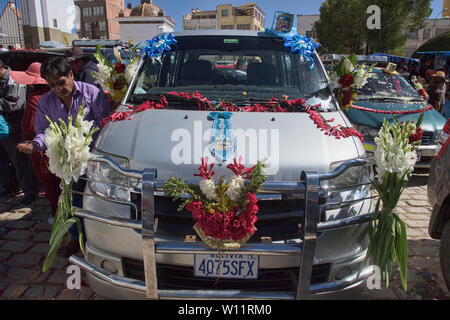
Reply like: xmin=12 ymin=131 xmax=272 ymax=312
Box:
xmin=328 ymin=54 xmax=375 ymax=111
xmin=164 ymin=157 xmax=267 ymax=250
xmin=364 ymin=112 xmax=424 ymax=291
xmin=42 ymin=102 xmax=99 ymax=272
xmin=410 ymin=75 xmax=428 ymax=101
xmin=91 ymin=45 xmax=140 ymax=104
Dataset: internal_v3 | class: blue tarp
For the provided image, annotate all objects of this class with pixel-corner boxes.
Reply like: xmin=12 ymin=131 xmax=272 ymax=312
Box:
xmin=371 ymin=53 xmax=419 ymax=64
xmin=416 ymin=51 xmax=450 ymax=57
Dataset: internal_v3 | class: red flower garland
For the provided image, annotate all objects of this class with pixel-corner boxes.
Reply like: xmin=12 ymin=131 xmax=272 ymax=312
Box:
xmin=306 ymin=105 xmax=364 ymax=142
xmin=349 ymin=104 xmax=433 ymax=115
xmin=100 ymin=91 xmax=364 ymax=142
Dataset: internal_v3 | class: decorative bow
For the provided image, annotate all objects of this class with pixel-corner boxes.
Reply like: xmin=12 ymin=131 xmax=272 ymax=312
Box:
xmin=283 ymin=33 xmax=319 ymax=69
xmin=142 ymin=33 xmax=177 ymax=58
xmin=207 ymin=112 xmax=233 ymax=121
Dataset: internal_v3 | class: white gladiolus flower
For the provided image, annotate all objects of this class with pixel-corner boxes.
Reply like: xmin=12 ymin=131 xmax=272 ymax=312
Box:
xmin=353 ymin=67 xmax=371 ymax=89
xmin=199 ymin=179 xmax=216 ymax=200
xmin=44 ymin=105 xmax=96 ymax=185
xmin=374 ymin=121 xmax=418 ymax=182
xmin=226 ymin=175 xmax=244 ymax=201
xmin=343 ymin=59 xmax=355 ymax=73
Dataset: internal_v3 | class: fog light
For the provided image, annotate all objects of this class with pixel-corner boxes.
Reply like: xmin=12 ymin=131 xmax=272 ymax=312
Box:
xmin=101 ymin=260 xmax=118 ymax=274
xmin=334 ymin=266 xmax=352 ymax=280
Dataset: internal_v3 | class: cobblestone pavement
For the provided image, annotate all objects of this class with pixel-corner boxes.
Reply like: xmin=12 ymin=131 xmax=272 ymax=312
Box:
xmin=0 ymin=171 xmax=448 ymax=300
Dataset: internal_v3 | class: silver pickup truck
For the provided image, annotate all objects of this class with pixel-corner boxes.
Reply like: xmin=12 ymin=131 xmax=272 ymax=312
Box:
xmin=69 ymin=30 xmax=376 ymax=300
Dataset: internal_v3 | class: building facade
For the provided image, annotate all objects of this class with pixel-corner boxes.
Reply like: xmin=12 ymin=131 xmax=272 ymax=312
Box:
xmin=404 ymin=18 xmax=450 ymax=56
xmin=119 ymin=1 xmax=174 ymax=44
xmin=0 ymin=1 xmax=23 ymax=49
xmin=296 ymin=14 xmax=319 ymax=40
xmin=18 ymin=0 xmax=78 ymax=49
xmin=183 ymin=3 xmax=265 ymax=31
xmin=75 ymin=0 xmax=128 ymax=40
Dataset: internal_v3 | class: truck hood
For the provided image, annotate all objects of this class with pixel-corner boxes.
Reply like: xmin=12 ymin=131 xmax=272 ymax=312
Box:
xmin=95 ymin=109 xmax=363 ymax=181
xmin=346 ymin=101 xmax=447 ymax=133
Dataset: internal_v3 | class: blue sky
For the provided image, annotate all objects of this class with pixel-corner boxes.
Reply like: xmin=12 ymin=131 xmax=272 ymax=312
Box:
xmin=128 ymin=0 xmax=445 ymax=31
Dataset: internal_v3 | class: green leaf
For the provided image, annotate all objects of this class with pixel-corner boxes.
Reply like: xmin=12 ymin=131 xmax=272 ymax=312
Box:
xmin=43 ymin=218 xmax=77 ymax=272
xmin=416 ymin=111 xmax=424 ymax=128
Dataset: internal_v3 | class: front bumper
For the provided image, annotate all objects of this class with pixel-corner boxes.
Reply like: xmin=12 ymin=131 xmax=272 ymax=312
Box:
xmin=364 ymin=142 xmax=437 ymax=169
xmin=70 ymin=242 xmax=376 ymax=300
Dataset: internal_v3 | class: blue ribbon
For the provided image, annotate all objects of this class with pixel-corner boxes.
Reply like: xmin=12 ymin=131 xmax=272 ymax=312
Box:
xmin=208 ymin=112 xmax=235 ymax=162
xmin=283 ymin=33 xmax=319 ymax=69
xmin=142 ymin=33 xmax=177 ymax=59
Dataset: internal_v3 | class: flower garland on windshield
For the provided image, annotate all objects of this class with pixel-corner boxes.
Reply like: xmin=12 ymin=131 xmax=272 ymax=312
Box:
xmin=100 ymin=91 xmax=364 ymax=142
xmin=91 ymin=45 xmax=140 ymax=105
xmin=328 ymin=54 xmax=375 ymax=111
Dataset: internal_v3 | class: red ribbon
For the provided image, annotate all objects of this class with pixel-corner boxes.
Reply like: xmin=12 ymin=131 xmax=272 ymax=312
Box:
xmin=349 ymin=104 xmax=433 ymax=114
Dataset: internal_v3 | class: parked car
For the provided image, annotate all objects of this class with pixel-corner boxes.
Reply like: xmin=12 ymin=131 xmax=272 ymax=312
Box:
xmin=69 ymin=30 xmax=376 ymax=300
xmin=427 ymin=118 xmax=450 ymax=291
xmin=344 ymin=67 xmax=447 ymax=169
xmin=0 ymin=50 xmax=64 ymax=71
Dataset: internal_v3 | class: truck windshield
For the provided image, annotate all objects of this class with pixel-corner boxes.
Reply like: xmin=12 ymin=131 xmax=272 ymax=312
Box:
xmin=357 ymin=69 xmax=424 ymax=101
xmin=128 ymin=35 xmax=336 ymax=111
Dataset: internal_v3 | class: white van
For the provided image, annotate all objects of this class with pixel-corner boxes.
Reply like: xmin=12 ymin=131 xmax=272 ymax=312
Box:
xmin=70 ymin=30 xmax=376 ymax=300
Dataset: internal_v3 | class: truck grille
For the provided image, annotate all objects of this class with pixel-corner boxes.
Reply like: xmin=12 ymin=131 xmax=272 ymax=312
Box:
xmin=421 ymin=131 xmax=433 ymax=144
xmin=131 ymin=194 xmax=305 ymax=241
xmin=122 ymin=258 xmax=331 ymax=291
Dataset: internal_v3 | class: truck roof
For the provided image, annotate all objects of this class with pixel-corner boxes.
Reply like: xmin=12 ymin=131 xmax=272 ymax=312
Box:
xmin=172 ymin=30 xmax=272 ymax=38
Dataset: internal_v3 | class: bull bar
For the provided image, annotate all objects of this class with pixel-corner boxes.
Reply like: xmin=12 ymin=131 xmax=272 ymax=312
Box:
xmin=69 ymin=154 xmax=377 ymax=300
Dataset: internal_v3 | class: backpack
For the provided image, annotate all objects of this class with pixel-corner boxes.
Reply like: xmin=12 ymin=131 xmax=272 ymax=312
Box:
xmin=0 ymin=114 xmax=9 ymax=140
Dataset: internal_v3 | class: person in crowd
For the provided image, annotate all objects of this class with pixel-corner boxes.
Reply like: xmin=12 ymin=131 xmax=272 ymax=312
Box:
xmin=0 ymin=146 xmax=21 ymax=198
xmin=0 ymin=59 xmax=40 ymax=205
xmin=18 ymin=56 xmax=110 ymax=256
xmin=427 ymin=71 xmax=446 ymax=113
xmin=64 ymin=46 xmax=102 ymax=90
xmin=15 ymin=62 xmax=60 ymax=220
xmin=7 ymin=45 xmax=15 ymax=51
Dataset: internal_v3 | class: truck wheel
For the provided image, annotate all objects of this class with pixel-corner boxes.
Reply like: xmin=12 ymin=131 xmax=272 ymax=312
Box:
xmin=440 ymin=220 xmax=450 ymax=291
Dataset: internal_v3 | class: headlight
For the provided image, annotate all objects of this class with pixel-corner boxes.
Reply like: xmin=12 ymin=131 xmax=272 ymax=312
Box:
xmin=355 ymin=125 xmax=379 ymax=140
xmin=435 ymin=130 xmax=448 ymax=155
xmin=321 ymin=160 xmax=373 ymax=205
xmin=432 ymin=130 xmax=444 ymax=145
xmin=87 ymin=154 xmax=136 ymax=202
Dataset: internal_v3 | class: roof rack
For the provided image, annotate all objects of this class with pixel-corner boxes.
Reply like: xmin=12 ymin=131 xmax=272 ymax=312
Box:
xmin=72 ymin=39 xmax=129 ymax=48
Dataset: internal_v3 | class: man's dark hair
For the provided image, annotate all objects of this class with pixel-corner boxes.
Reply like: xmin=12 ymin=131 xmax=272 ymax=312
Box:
xmin=40 ymin=56 xmax=72 ymax=80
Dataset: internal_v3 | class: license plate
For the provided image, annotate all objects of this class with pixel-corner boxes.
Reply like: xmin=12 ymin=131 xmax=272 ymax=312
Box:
xmin=194 ymin=254 xmax=259 ymax=279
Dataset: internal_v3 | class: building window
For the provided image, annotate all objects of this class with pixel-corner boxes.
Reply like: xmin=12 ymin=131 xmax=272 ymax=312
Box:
xmin=93 ymin=6 xmax=104 ymax=16
xmin=98 ymin=21 xmax=106 ymax=31
xmin=221 ymin=24 xmax=233 ymax=30
xmin=53 ymin=18 xmax=57 ymax=28
xmin=237 ymin=24 xmax=250 ymax=30
xmin=83 ymin=7 xmax=92 ymax=16
xmin=84 ymin=23 xmax=91 ymax=32
xmin=221 ymin=9 xmax=228 ymax=17
xmin=306 ymin=31 xmax=317 ymax=39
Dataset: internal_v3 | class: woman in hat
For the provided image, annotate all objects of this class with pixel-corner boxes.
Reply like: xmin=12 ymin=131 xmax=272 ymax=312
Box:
xmin=427 ymin=71 xmax=447 ymax=113
xmin=14 ymin=62 xmax=61 ymax=221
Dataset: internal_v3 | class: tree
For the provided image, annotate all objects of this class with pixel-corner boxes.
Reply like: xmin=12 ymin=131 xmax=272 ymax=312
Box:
xmin=314 ymin=0 xmax=367 ymax=54
xmin=314 ymin=0 xmax=432 ymax=54
xmin=412 ymin=31 xmax=450 ymax=56
xmin=365 ymin=0 xmax=432 ymax=54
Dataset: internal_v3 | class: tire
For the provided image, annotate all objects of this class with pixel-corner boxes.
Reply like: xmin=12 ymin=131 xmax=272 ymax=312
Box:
xmin=440 ymin=220 xmax=450 ymax=291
